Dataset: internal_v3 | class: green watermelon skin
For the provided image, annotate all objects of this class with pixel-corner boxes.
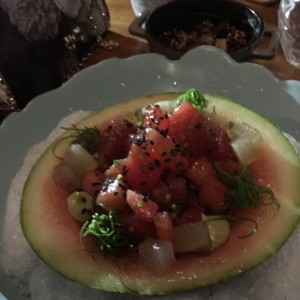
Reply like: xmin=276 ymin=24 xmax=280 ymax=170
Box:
xmin=21 ymin=93 xmax=300 ymax=294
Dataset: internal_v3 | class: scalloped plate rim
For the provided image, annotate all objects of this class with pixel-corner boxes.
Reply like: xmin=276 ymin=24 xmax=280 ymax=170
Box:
xmin=1 ymin=45 xmax=300 ymax=299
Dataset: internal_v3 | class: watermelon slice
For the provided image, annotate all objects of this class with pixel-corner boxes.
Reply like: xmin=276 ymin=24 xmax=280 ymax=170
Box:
xmin=21 ymin=93 xmax=300 ymax=294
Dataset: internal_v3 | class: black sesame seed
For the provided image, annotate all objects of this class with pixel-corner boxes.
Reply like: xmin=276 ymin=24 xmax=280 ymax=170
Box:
xmin=118 ymin=183 xmax=126 ymax=190
xmin=142 ymin=194 xmax=150 ymax=201
xmin=165 ymin=149 xmax=176 ymax=157
xmin=148 ymin=163 xmax=156 ymax=171
xmin=209 ymin=129 xmax=216 ymax=136
xmin=161 ymin=151 xmax=167 ymax=157
xmin=159 ymin=129 xmax=169 ymax=137
xmin=130 ymin=135 xmax=146 ymax=146
xmin=107 ymin=124 xmax=113 ymax=130
xmin=154 ymin=159 xmax=161 ymax=167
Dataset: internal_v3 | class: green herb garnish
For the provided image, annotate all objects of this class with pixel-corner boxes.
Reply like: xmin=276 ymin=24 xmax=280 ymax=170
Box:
xmin=113 ymin=160 xmax=120 ymax=167
xmin=213 ymin=162 xmax=280 ymax=211
xmin=176 ymin=88 xmax=208 ymax=111
xmin=52 ymin=124 xmax=100 ymax=159
xmin=234 ymin=217 xmax=258 ymax=239
xmin=67 ymin=124 xmax=100 ymax=154
xmin=81 ymin=211 xmax=129 ymax=256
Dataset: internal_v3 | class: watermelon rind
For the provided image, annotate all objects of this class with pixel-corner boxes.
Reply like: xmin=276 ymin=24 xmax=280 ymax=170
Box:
xmin=21 ymin=93 xmax=300 ymax=294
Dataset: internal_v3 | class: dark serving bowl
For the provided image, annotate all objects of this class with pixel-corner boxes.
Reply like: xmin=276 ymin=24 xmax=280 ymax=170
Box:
xmin=129 ymin=0 xmax=278 ymax=61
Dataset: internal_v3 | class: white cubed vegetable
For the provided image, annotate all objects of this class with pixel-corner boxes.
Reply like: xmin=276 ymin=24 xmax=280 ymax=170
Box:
xmin=230 ymin=122 xmax=261 ymax=141
xmin=202 ymin=215 xmax=230 ymax=250
xmin=142 ymin=100 xmax=176 ymax=115
xmin=153 ymin=100 xmax=176 ymax=113
xmin=230 ymin=122 xmax=263 ymax=165
xmin=64 ymin=144 xmax=98 ymax=177
xmin=173 ymin=222 xmax=211 ymax=253
xmin=139 ymin=239 xmax=176 ymax=274
xmin=231 ymin=138 xmax=258 ymax=165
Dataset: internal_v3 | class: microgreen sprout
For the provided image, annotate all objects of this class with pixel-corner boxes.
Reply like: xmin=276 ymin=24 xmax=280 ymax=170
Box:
xmin=176 ymin=89 xmax=208 ymax=111
xmin=113 ymin=160 xmax=120 ymax=167
xmin=81 ymin=210 xmax=129 ymax=256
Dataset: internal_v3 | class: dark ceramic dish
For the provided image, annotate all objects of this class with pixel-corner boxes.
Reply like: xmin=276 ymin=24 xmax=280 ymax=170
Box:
xmin=129 ymin=0 xmax=278 ymax=61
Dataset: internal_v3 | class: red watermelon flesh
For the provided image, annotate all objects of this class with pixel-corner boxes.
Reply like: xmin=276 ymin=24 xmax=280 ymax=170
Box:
xmin=21 ymin=93 xmax=300 ymax=294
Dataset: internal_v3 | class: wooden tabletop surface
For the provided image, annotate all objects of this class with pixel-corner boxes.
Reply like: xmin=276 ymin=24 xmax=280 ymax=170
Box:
xmin=86 ymin=0 xmax=300 ymax=81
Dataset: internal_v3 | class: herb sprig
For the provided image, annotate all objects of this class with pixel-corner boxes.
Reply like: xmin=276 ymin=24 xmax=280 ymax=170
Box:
xmin=52 ymin=124 xmax=100 ymax=159
xmin=213 ymin=162 xmax=280 ymax=211
xmin=176 ymin=88 xmax=208 ymax=111
xmin=81 ymin=210 xmax=129 ymax=256
xmin=64 ymin=124 xmax=100 ymax=154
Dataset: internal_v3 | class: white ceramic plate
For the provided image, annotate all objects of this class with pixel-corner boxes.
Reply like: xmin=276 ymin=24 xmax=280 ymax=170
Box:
xmin=1 ymin=46 xmax=300 ymax=300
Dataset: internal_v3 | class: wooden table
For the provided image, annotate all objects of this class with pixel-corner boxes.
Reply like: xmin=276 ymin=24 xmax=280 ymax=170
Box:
xmin=86 ymin=0 xmax=300 ymax=81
